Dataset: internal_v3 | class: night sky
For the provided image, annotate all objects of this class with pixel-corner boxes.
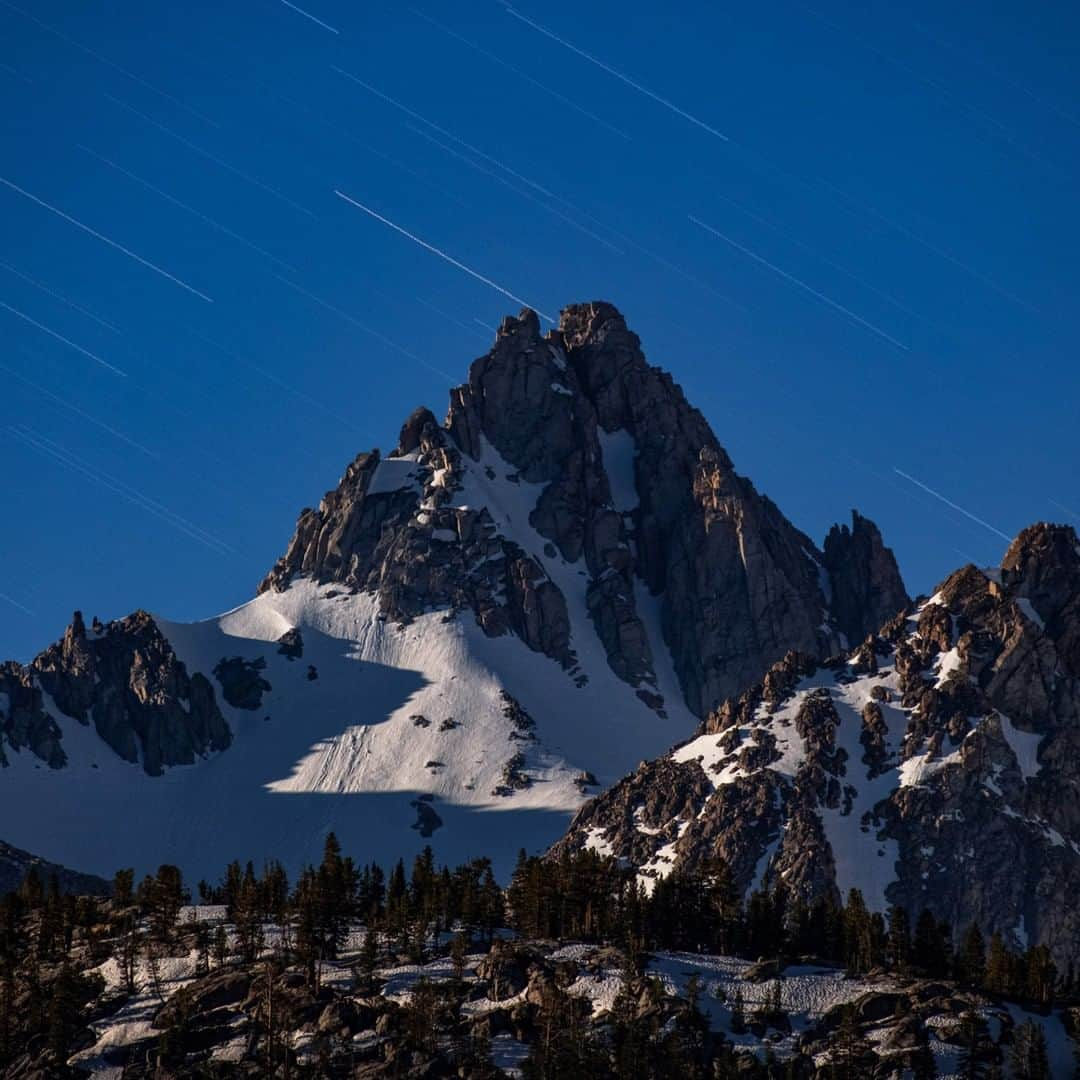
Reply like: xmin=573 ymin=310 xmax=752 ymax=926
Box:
xmin=3 ymin=0 xmax=1078 ymax=659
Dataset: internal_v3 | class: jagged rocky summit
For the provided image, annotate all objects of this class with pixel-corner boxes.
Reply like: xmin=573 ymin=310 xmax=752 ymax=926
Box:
xmin=260 ymin=302 xmax=906 ymax=715
xmin=555 ymin=523 xmax=1080 ymax=969
xmin=0 ymin=609 xmax=229 ymax=777
xmin=1 ymin=300 xmax=904 ymax=884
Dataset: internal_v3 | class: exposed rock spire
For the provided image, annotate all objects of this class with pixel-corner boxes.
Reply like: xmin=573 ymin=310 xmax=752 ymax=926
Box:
xmin=260 ymin=301 xmax=902 ymax=715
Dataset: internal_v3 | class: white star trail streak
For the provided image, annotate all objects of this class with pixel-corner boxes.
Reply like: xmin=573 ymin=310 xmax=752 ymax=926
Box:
xmin=0 ymin=260 xmax=121 ymax=333
xmin=409 ymin=7 xmax=631 ymax=140
xmin=818 ymin=178 xmax=1039 ymax=315
xmin=0 ymin=301 xmax=127 ymax=376
xmin=0 ymin=0 xmax=219 ymax=127
xmin=404 ymin=123 xmax=624 ymax=255
xmin=7 ymin=427 xmax=235 ymax=555
xmin=278 ymin=0 xmax=340 ymax=34
xmin=0 ymin=593 xmax=35 ymax=617
xmin=0 ymin=176 xmax=214 ymax=303
xmin=331 ymin=67 xmax=571 ymax=207
xmin=500 ymin=4 xmax=729 ymax=141
xmin=415 ymin=297 xmax=490 ymax=340
xmin=689 ymin=215 xmax=909 ymax=351
xmin=103 ymin=93 xmax=316 ymax=219
xmin=893 ymin=469 xmax=1012 ymax=542
xmin=268 ymin=275 xmax=455 ymax=383
xmin=1 ymin=358 xmax=158 ymax=459
xmin=76 ymin=145 xmax=298 ymax=274
xmin=334 ymin=190 xmax=554 ymax=322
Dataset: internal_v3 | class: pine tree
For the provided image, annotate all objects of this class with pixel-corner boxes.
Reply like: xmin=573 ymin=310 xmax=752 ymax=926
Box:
xmin=957 ymin=1010 xmax=989 ymax=1079
xmin=702 ymin=857 xmax=741 ymax=953
xmin=194 ymin=920 xmax=210 ymax=976
xmin=1025 ymin=945 xmax=1057 ymax=1007
xmin=522 ymin=978 xmax=607 ymax=1079
xmin=402 ymin=976 xmax=442 ymax=1058
xmin=46 ymin=963 xmax=101 ymax=1067
xmin=887 ymin=905 xmax=912 ymax=974
xmin=141 ymin=864 xmax=186 ymax=943
xmin=450 ymin=929 xmax=469 ymax=987
xmin=318 ymin=832 xmax=352 ymax=959
xmin=843 ymin=889 xmax=873 ymax=974
xmin=914 ymin=909 xmax=944 ymax=976
xmin=19 ymin=867 xmax=43 ymax=909
xmin=261 ymin=860 xmax=289 ymax=926
xmin=213 ymin=923 xmax=229 ymax=969
xmin=958 ymin=924 xmax=987 ymax=988
xmin=112 ymin=868 xmax=134 ymax=908
xmin=114 ymin=914 xmax=140 ymax=995
xmin=985 ymin=932 xmax=1011 ymax=995
xmin=46 ymin=964 xmax=78 ymax=1066
xmin=36 ymin=887 xmax=62 ymax=962
xmin=1011 ymin=1018 xmax=1050 ymax=1080
xmin=669 ymin=972 xmax=709 ymax=1076
xmin=360 ymin=926 xmax=379 ymax=991
xmin=233 ymin=868 xmax=264 ymax=964
xmin=611 ymin=949 xmax=655 ymax=1079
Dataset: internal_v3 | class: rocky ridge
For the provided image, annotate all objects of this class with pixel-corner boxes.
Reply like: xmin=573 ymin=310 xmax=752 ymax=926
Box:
xmin=261 ymin=302 xmax=906 ymax=717
xmin=555 ymin=523 xmax=1080 ymax=969
xmin=1 ymin=610 xmax=230 ymax=777
xmin=0 ymin=839 xmax=110 ymax=898
xmin=0 ymin=300 xmax=908 ymax=888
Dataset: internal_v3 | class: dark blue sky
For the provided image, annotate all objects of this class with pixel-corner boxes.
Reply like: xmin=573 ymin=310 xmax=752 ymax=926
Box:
xmin=2 ymin=0 xmax=1078 ymax=659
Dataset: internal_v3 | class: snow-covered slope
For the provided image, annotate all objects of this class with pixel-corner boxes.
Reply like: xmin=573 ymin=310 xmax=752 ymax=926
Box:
xmin=0 ymin=432 xmax=697 ymax=884
xmin=0 ymin=300 xmax=907 ymax=886
xmin=0 ymin=543 xmax=691 ymax=886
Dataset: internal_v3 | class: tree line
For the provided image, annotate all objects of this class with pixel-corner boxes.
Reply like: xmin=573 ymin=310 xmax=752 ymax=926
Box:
xmin=507 ymin=849 xmax=1069 ymax=1010
xmin=0 ymin=838 xmax=1071 ymax=1078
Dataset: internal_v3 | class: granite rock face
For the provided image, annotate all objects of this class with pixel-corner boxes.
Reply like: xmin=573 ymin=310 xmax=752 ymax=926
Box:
xmin=823 ymin=510 xmax=909 ymax=647
xmin=0 ymin=661 xmax=66 ymax=770
xmin=1 ymin=610 xmax=231 ymax=777
xmin=556 ymin=523 xmax=1080 ymax=970
xmin=261 ymin=302 xmax=903 ymax=715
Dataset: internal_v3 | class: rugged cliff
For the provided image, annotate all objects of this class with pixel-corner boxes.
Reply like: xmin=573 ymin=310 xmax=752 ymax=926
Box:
xmin=261 ymin=302 xmax=905 ymax=716
xmin=556 ymin=523 xmax=1080 ymax=968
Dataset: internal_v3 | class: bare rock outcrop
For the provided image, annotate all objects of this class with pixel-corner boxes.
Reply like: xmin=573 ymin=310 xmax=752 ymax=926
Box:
xmin=260 ymin=301 xmax=896 ymax=715
xmin=1 ymin=610 xmax=231 ymax=777
xmin=556 ymin=522 xmax=1080 ymax=970
xmin=823 ymin=510 xmax=909 ymax=647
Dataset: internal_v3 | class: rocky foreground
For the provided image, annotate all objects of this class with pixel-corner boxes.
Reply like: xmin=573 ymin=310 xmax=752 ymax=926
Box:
xmin=1 ymin=895 xmax=1073 ymax=1079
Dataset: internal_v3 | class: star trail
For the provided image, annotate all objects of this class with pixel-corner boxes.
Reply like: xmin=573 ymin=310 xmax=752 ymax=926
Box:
xmin=1 ymin=0 xmax=1077 ymax=657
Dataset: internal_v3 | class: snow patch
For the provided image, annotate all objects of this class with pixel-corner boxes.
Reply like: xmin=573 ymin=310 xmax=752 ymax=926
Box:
xmin=597 ymin=428 xmax=638 ymax=513
xmin=998 ymin=714 xmax=1043 ymax=780
xmin=367 ymin=452 xmax=422 ymax=495
xmin=583 ymin=826 xmax=614 ymax=857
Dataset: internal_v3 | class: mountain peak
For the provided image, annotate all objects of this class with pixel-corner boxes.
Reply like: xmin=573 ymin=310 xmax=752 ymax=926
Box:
xmin=263 ymin=301 xmax=902 ymax=716
xmin=1 ymin=300 xmax=909 ymax=885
